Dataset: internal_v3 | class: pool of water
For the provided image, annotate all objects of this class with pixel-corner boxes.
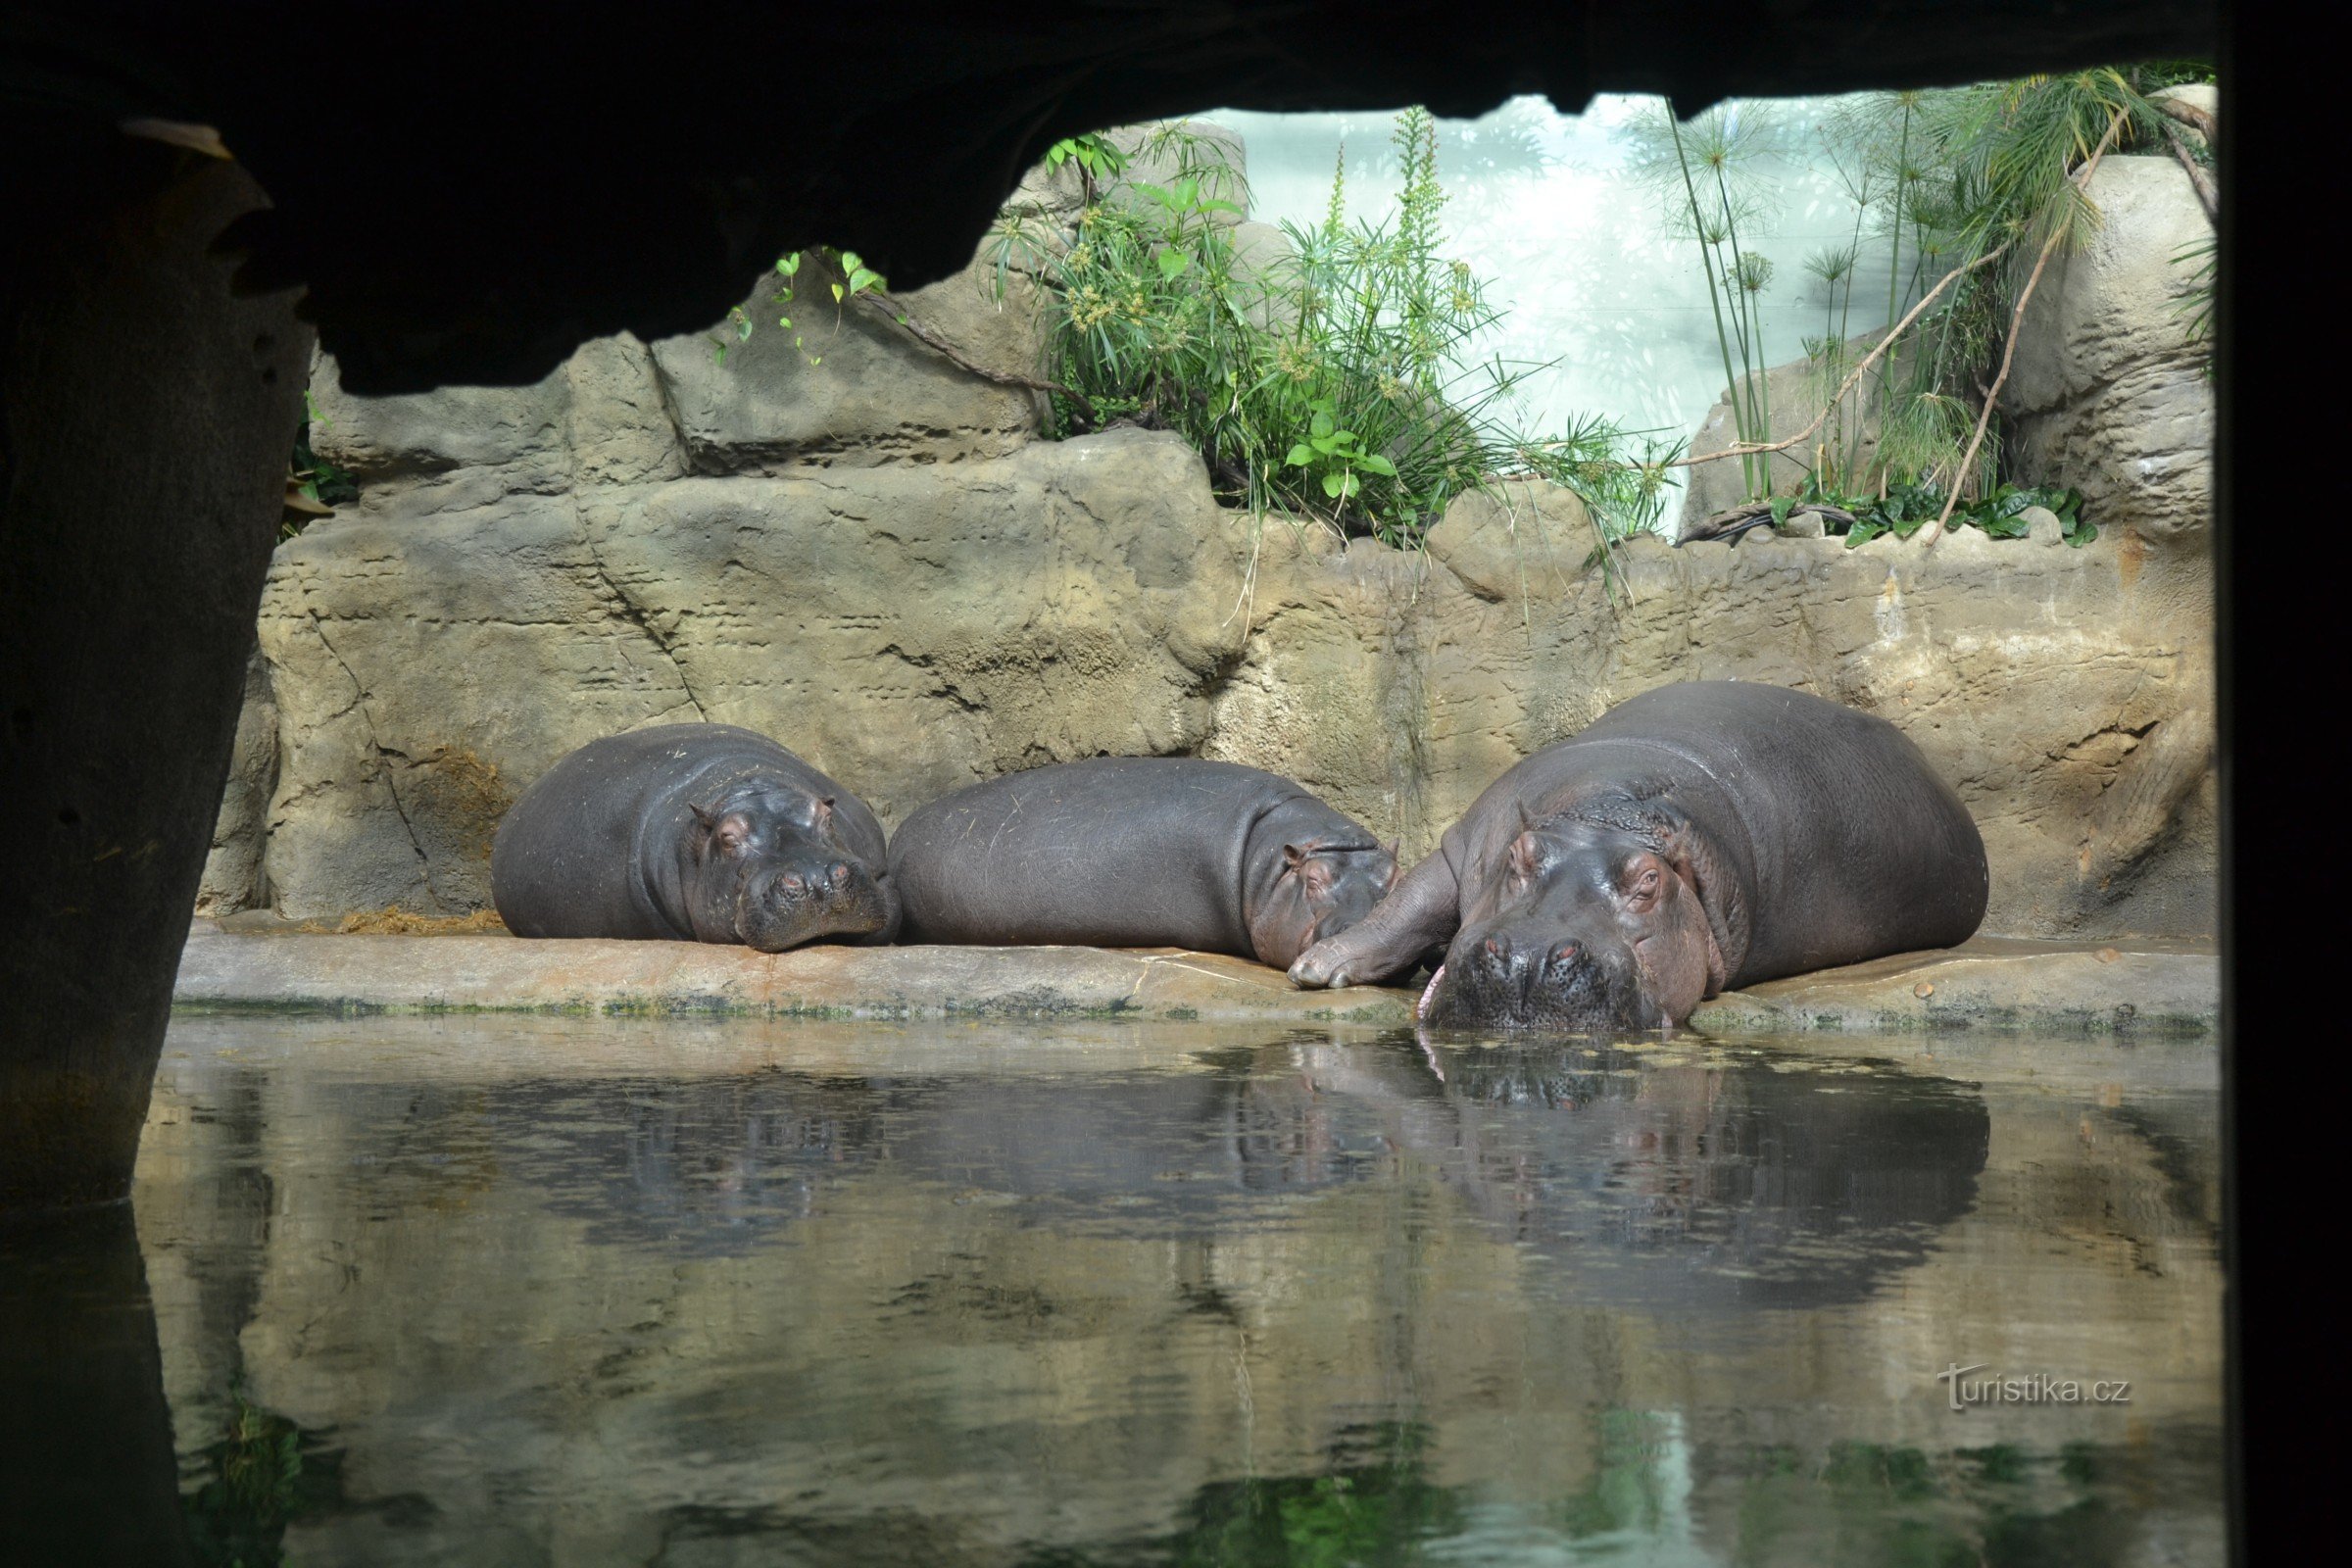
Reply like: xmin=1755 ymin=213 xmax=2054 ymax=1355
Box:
xmin=6 ymin=1016 xmax=2225 ymax=1565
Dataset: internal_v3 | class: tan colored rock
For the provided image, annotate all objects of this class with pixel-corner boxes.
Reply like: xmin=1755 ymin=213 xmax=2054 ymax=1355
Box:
xmin=1004 ymin=118 xmax=1250 ymax=232
xmin=173 ymin=923 xmax=1415 ymax=1024
xmin=195 ymin=646 xmax=278 ymax=914
xmin=245 ymin=430 xmax=1244 ymax=917
xmin=2151 ymin=82 xmax=2218 ymax=153
xmin=644 ymin=249 xmax=1049 ymax=472
xmin=1690 ymin=935 xmax=2217 ymax=1035
xmin=220 ymin=122 xmax=2212 ymax=947
xmin=2006 ymin=155 xmax=2214 ymax=557
xmin=1206 ymin=485 xmax=2213 ymax=940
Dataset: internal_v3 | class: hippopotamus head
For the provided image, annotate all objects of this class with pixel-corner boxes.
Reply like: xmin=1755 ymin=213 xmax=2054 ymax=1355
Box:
xmin=1247 ymin=839 xmax=1399 ymax=970
xmin=685 ymin=785 xmax=895 ymax=952
xmin=1420 ymin=806 xmax=1728 ymax=1033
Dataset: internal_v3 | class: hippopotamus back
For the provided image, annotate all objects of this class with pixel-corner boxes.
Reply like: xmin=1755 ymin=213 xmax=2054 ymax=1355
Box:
xmin=888 ymin=758 xmax=1395 ymax=967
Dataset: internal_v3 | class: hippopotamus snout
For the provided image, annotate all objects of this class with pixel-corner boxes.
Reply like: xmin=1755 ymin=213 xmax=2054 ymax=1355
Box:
xmin=1420 ymin=922 xmax=1657 ymax=1033
xmin=739 ymin=853 xmax=891 ymax=952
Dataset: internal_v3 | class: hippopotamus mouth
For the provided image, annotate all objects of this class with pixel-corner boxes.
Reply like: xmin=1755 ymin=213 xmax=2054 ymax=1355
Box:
xmin=734 ymin=858 xmax=892 ymax=952
xmin=1416 ymin=930 xmax=1666 ymax=1033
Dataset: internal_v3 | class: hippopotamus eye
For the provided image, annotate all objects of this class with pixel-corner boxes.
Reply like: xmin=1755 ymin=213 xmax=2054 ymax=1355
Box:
xmin=1620 ymin=858 xmax=1667 ymax=909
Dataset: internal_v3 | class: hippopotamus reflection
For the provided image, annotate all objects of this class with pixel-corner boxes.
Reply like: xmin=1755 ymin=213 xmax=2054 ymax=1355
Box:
xmin=889 ymin=759 xmax=1396 ymax=970
xmin=476 ymin=1037 xmax=1986 ymax=1308
xmin=492 ymin=724 xmax=898 ymax=952
xmin=1290 ymin=682 xmax=1987 ymax=1031
xmin=1283 ymin=1038 xmax=1990 ymax=1309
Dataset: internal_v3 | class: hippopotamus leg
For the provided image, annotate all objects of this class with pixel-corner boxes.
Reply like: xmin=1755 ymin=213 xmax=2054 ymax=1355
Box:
xmin=1285 ymin=850 xmax=1459 ymax=990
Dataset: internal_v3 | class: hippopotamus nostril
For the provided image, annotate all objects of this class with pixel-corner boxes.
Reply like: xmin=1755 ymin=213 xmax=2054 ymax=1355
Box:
xmin=1484 ymin=937 xmax=1503 ymax=957
xmin=1551 ymin=941 xmax=1580 ymax=963
xmin=830 ymin=862 xmax=851 ymax=887
xmin=780 ymin=872 xmax=805 ymax=894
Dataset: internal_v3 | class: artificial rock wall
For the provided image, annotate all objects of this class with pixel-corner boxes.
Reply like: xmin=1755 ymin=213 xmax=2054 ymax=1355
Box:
xmin=203 ymin=127 xmax=2218 ymax=940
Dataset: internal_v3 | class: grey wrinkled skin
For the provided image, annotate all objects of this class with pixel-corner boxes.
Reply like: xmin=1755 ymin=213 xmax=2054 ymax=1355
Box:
xmin=491 ymin=723 xmax=898 ymax=952
xmin=1291 ymin=682 xmax=1987 ymax=1032
xmin=888 ymin=758 xmax=1396 ymax=969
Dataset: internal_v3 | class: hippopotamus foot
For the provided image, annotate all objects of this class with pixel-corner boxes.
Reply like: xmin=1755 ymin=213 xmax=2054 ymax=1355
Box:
xmin=1289 ymin=854 xmax=1459 ymax=990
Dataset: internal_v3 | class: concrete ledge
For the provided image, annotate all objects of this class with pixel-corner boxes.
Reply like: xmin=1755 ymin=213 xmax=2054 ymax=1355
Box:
xmin=1690 ymin=937 xmax=2218 ymax=1036
xmin=174 ymin=924 xmax=2217 ymax=1034
xmin=172 ymin=921 xmax=1418 ymax=1024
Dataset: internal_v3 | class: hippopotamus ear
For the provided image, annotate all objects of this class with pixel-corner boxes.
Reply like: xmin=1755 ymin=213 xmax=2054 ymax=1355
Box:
xmin=1506 ymin=831 xmax=1544 ymax=881
xmin=1282 ymin=843 xmax=1335 ymax=892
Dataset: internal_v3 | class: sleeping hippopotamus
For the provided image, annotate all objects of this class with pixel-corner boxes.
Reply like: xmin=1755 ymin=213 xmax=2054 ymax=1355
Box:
xmin=1288 ymin=681 xmax=1986 ymax=1030
xmin=491 ymin=723 xmax=898 ymax=951
xmin=887 ymin=759 xmax=1396 ymax=969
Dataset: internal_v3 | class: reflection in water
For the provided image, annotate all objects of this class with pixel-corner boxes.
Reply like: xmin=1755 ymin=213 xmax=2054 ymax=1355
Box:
xmin=0 ymin=1204 xmax=191 ymax=1567
xmin=177 ymin=1392 xmax=355 ymax=1567
xmin=105 ymin=1018 xmax=2224 ymax=1564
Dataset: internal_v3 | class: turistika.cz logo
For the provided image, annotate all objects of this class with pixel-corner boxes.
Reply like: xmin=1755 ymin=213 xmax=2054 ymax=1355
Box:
xmin=1935 ymin=1363 xmax=2132 ymax=1411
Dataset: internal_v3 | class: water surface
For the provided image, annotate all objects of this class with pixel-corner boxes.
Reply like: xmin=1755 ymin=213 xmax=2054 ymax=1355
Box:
xmin=11 ymin=1017 xmax=2224 ymax=1564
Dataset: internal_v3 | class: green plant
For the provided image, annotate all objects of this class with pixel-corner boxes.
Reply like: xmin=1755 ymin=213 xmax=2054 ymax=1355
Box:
xmin=1777 ymin=468 xmax=2092 ymax=549
xmin=989 ymin=110 xmax=1673 ymax=573
xmin=710 ymin=247 xmax=889 ymax=366
xmin=1623 ymin=100 xmax=1787 ymax=502
xmin=180 ymin=1391 xmax=346 ymax=1567
xmin=1669 ymin=67 xmax=2206 ymax=542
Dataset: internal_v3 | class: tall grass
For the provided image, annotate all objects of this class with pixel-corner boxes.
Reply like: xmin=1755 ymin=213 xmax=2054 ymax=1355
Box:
xmin=988 ymin=113 xmax=1674 ymax=562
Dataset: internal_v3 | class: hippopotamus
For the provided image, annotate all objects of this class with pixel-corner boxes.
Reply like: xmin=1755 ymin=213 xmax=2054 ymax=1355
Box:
xmin=887 ymin=759 xmax=1396 ymax=969
xmin=1289 ymin=681 xmax=1987 ymax=1030
xmin=491 ymin=723 xmax=898 ymax=951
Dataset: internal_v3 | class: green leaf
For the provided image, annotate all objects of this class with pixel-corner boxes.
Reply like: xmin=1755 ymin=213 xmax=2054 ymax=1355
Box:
xmin=1359 ymin=454 xmax=1396 ymax=476
xmin=1768 ymin=497 xmax=1795 ymax=527
xmin=1285 ymin=444 xmax=1316 ymax=467
xmin=1322 ymin=470 xmax=1347 ymax=498
xmin=1155 ymin=249 xmax=1191 ymax=279
xmin=1310 ymin=410 xmax=1335 ymax=439
xmin=736 ymin=317 xmax=755 ymax=342
xmin=831 ymin=282 xmax=845 ymax=303
xmin=1311 ymin=434 xmax=1340 ymax=455
xmin=777 ymin=315 xmax=792 ymax=328
xmin=839 ymin=251 xmax=862 ymax=273
xmin=777 ymin=253 xmax=801 ymax=275
xmin=1198 ymin=198 xmax=1244 ymax=216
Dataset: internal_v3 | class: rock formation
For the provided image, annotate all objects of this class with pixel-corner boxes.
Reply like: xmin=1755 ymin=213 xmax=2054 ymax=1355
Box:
xmin=204 ymin=121 xmax=2218 ymax=942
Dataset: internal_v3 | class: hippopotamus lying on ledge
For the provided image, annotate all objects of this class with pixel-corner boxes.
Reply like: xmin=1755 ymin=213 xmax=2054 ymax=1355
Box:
xmin=492 ymin=724 xmax=898 ymax=951
xmin=1289 ymin=681 xmax=1987 ymax=1031
xmin=888 ymin=759 xmax=1396 ymax=969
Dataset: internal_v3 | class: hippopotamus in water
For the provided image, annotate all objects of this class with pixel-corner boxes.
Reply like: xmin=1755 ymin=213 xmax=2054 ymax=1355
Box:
xmin=491 ymin=723 xmax=898 ymax=951
xmin=1289 ymin=681 xmax=1986 ymax=1030
xmin=888 ymin=759 xmax=1396 ymax=969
